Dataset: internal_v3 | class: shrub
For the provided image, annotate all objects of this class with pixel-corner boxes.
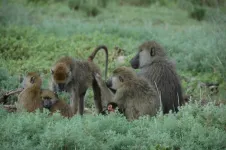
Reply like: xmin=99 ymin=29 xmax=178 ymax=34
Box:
xmin=177 ymin=0 xmax=226 ymax=7
xmin=68 ymin=0 xmax=109 ymax=16
xmin=0 ymin=67 xmax=20 ymax=104
xmin=0 ymin=103 xmax=226 ymax=149
xmin=190 ymin=7 xmax=206 ymax=21
xmin=68 ymin=0 xmax=81 ymax=10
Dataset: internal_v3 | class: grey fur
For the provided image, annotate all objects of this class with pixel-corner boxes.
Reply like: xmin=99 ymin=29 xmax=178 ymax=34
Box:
xmin=130 ymin=41 xmax=184 ymax=114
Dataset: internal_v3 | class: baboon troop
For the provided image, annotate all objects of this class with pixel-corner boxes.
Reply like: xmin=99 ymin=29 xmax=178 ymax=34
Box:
xmin=130 ymin=40 xmax=184 ymax=114
xmin=50 ymin=45 xmax=108 ymax=115
xmin=95 ymin=66 xmax=160 ymax=120
xmin=5 ymin=41 xmax=186 ymax=121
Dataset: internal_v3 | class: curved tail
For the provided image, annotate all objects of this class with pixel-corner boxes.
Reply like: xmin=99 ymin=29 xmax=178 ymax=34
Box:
xmin=88 ymin=45 xmax=109 ymax=81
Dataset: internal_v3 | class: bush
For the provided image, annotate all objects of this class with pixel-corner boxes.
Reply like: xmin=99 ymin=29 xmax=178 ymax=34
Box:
xmin=190 ymin=7 xmax=206 ymax=21
xmin=177 ymin=0 xmax=226 ymax=7
xmin=0 ymin=67 xmax=20 ymax=104
xmin=68 ymin=0 xmax=109 ymax=16
xmin=0 ymin=103 xmax=226 ymax=149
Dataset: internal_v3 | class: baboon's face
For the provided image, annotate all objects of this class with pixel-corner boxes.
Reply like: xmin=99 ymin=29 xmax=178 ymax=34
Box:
xmin=139 ymin=48 xmax=152 ymax=67
xmin=130 ymin=47 xmax=154 ymax=69
xmin=51 ymin=63 xmax=72 ymax=92
xmin=22 ymin=73 xmax=42 ymax=88
xmin=41 ymin=90 xmax=58 ymax=109
xmin=107 ymin=75 xmax=124 ymax=90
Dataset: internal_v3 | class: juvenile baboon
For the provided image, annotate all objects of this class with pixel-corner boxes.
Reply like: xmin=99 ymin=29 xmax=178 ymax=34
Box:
xmin=95 ymin=67 xmax=159 ymax=121
xmin=50 ymin=45 xmax=108 ymax=115
xmin=130 ymin=41 xmax=184 ymax=114
xmin=17 ymin=72 xmax=43 ymax=112
xmin=41 ymin=89 xmax=73 ymax=118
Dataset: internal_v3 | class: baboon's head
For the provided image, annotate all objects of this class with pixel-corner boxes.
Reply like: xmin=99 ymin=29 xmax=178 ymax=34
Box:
xmin=51 ymin=63 xmax=72 ymax=92
xmin=130 ymin=40 xmax=166 ymax=69
xmin=107 ymin=102 xmax=118 ymax=112
xmin=22 ymin=72 xmax=42 ymax=88
xmin=106 ymin=67 xmax=136 ymax=90
xmin=41 ymin=89 xmax=58 ymax=109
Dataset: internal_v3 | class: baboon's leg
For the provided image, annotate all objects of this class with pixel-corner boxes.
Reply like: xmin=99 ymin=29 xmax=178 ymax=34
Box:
xmin=92 ymin=79 xmax=103 ymax=114
xmin=70 ymin=90 xmax=79 ymax=115
xmin=79 ymin=92 xmax=86 ymax=115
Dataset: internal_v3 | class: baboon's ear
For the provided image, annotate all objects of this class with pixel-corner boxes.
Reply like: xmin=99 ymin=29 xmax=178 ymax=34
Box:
xmin=119 ymin=76 xmax=124 ymax=82
xmin=30 ymin=76 xmax=35 ymax=84
xmin=150 ymin=47 xmax=155 ymax=56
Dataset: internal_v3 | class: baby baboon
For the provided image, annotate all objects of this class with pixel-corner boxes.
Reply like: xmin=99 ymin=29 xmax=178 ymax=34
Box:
xmin=41 ymin=89 xmax=73 ymax=118
xmin=95 ymin=67 xmax=159 ymax=121
xmin=17 ymin=72 xmax=43 ymax=112
xmin=101 ymin=102 xmax=124 ymax=115
xmin=50 ymin=45 xmax=108 ymax=115
xmin=130 ymin=41 xmax=184 ymax=114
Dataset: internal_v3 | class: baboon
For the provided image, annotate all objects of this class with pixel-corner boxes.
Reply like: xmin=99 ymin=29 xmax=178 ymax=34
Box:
xmin=50 ymin=45 xmax=108 ymax=115
xmin=17 ymin=72 xmax=43 ymax=112
xmin=41 ymin=89 xmax=73 ymax=118
xmin=130 ymin=40 xmax=184 ymax=114
xmin=95 ymin=67 xmax=159 ymax=121
xmin=101 ymin=102 xmax=124 ymax=115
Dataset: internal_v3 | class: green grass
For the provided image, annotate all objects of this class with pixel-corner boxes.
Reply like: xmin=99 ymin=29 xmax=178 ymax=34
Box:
xmin=0 ymin=0 xmax=226 ymax=149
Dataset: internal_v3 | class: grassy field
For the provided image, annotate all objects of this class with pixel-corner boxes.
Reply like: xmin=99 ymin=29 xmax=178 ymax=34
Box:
xmin=0 ymin=0 xmax=226 ymax=149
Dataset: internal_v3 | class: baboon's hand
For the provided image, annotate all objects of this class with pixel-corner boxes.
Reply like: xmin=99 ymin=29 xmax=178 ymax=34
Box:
xmin=94 ymin=73 xmax=104 ymax=87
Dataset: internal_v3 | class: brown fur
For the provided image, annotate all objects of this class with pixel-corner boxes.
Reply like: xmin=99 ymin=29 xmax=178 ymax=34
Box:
xmin=17 ymin=72 xmax=43 ymax=112
xmin=41 ymin=89 xmax=73 ymax=118
xmin=51 ymin=45 xmax=109 ymax=115
xmin=130 ymin=41 xmax=184 ymax=114
xmin=95 ymin=67 xmax=160 ymax=121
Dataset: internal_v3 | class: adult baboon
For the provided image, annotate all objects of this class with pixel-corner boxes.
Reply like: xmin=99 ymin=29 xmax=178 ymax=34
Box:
xmin=95 ymin=67 xmax=159 ymax=121
xmin=17 ymin=72 xmax=43 ymax=112
xmin=41 ymin=89 xmax=73 ymax=118
xmin=50 ymin=45 xmax=108 ymax=115
xmin=130 ymin=40 xmax=184 ymax=114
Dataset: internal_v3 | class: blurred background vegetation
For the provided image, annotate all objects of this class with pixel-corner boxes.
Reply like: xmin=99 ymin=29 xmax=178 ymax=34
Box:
xmin=0 ymin=0 xmax=226 ymax=149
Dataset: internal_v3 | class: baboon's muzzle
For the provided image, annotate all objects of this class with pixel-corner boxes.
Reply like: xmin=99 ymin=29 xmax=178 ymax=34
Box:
xmin=130 ymin=53 xmax=140 ymax=69
xmin=106 ymin=79 xmax=116 ymax=94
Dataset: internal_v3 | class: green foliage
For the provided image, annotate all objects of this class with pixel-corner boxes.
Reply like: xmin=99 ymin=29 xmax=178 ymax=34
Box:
xmin=0 ymin=67 xmax=19 ymax=90
xmin=0 ymin=103 xmax=226 ymax=149
xmin=0 ymin=67 xmax=20 ymax=104
xmin=68 ymin=0 xmax=110 ymax=17
xmin=177 ymin=0 xmax=226 ymax=7
xmin=190 ymin=7 xmax=206 ymax=21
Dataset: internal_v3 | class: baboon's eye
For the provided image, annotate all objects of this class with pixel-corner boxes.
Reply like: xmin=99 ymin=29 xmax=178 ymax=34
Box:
xmin=44 ymin=96 xmax=51 ymax=100
xmin=139 ymin=48 xmax=143 ymax=52
xmin=30 ymin=76 xmax=35 ymax=84
xmin=119 ymin=76 xmax=124 ymax=82
xmin=150 ymin=47 xmax=155 ymax=56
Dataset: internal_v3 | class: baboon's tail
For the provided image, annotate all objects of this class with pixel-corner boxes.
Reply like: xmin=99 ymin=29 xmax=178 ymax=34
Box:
xmin=88 ymin=45 xmax=109 ymax=80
